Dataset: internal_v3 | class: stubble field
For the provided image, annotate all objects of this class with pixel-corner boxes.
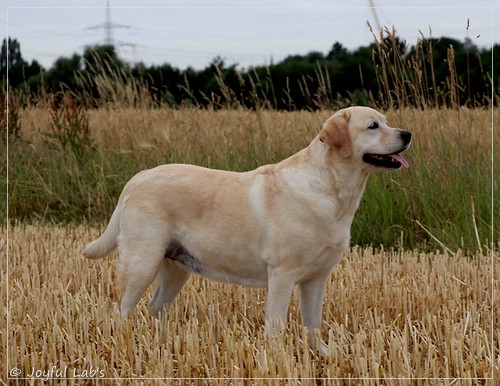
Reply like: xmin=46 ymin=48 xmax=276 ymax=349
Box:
xmin=2 ymin=224 xmax=498 ymax=384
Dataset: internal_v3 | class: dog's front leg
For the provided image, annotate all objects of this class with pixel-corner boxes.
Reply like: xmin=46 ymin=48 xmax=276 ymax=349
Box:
xmin=298 ymin=274 xmax=330 ymax=356
xmin=264 ymin=269 xmax=295 ymax=337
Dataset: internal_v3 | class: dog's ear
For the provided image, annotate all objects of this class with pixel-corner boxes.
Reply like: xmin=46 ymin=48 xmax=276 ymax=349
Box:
xmin=319 ymin=110 xmax=352 ymax=158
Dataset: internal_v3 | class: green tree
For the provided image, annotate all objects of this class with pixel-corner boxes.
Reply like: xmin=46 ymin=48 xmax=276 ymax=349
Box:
xmin=0 ymin=38 xmax=43 ymax=91
xmin=83 ymin=44 xmax=122 ymax=74
xmin=45 ymin=53 xmax=82 ymax=92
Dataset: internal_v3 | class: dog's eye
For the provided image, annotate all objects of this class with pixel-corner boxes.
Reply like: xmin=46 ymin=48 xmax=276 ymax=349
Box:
xmin=368 ymin=122 xmax=379 ymax=129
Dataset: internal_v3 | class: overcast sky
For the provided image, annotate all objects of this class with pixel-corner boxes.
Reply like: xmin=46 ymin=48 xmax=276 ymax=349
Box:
xmin=1 ymin=0 xmax=498 ymax=70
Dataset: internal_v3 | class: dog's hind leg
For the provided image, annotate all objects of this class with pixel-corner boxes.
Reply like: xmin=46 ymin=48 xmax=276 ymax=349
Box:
xmin=117 ymin=223 xmax=169 ymax=316
xmin=149 ymin=259 xmax=190 ymax=316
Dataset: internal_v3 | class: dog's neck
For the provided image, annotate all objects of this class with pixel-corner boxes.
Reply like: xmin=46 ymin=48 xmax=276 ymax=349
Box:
xmin=318 ymin=138 xmax=370 ymax=219
xmin=276 ymin=138 xmax=370 ymax=221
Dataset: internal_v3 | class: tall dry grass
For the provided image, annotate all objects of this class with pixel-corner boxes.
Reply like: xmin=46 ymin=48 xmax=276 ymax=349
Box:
xmin=2 ymin=224 xmax=498 ymax=383
xmin=8 ymin=106 xmax=498 ymax=251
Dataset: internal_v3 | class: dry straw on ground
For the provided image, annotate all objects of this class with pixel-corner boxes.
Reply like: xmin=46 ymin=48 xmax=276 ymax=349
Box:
xmin=2 ymin=224 xmax=498 ymax=384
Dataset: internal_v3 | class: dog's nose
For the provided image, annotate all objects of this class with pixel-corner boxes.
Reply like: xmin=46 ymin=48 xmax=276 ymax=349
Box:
xmin=400 ymin=131 xmax=412 ymax=145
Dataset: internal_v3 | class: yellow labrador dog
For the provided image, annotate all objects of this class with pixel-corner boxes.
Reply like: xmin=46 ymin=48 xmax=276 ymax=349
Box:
xmin=84 ymin=106 xmax=411 ymax=354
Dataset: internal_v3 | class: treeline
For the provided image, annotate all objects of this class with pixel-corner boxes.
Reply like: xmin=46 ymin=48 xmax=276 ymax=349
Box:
xmin=1 ymin=34 xmax=498 ymax=110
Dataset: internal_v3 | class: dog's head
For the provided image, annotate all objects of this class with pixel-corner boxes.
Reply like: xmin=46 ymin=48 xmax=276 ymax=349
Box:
xmin=319 ymin=106 xmax=411 ymax=171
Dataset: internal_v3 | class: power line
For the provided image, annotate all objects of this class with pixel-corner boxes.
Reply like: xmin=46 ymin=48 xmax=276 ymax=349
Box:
xmin=84 ymin=0 xmax=135 ymax=48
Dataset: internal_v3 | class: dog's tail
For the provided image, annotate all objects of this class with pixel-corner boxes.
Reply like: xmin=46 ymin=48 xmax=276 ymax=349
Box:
xmin=84 ymin=200 xmax=122 ymax=259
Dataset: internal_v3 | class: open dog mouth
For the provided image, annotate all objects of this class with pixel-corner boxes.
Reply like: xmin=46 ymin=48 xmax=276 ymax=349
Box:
xmin=363 ymin=151 xmax=409 ymax=169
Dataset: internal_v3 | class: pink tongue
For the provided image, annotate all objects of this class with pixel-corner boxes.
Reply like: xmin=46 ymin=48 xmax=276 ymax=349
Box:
xmin=389 ymin=154 xmax=409 ymax=169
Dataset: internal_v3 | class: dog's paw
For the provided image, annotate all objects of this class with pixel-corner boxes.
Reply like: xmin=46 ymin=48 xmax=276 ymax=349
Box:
xmin=309 ymin=333 xmax=330 ymax=356
xmin=311 ymin=339 xmax=330 ymax=356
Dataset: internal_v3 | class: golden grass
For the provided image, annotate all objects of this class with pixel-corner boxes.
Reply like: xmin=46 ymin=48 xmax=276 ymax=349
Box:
xmin=19 ymin=107 xmax=498 ymax=168
xmin=19 ymin=108 xmax=329 ymax=167
xmin=3 ymin=224 xmax=498 ymax=384
xmin=12 ymin=106 xmax=496 ymax=250
xmin=20 ymin=106 xmax=497 ymax=144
